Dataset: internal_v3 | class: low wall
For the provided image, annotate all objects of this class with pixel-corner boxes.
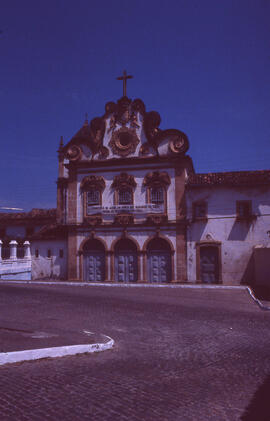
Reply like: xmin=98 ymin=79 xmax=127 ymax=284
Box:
xmin=0 ymin=259 xmax=31 ymax=280
xmin=0 ymin=240 xmax=31 ymax=280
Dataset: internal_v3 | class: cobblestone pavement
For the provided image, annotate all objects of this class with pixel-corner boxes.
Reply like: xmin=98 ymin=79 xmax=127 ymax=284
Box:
xmin=0 ymin=283 xmax=270 ymax=421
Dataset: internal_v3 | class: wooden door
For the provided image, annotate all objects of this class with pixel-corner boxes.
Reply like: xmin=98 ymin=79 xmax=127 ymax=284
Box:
xmin=200 ymin=247 xmax=219 ymax=283
xmin=148 ymin=251 xmax=171 ymax=283
xmin=115 ymin=253 xmax=137 ymax=282
xmin=84 ymin=252 xmax=105 ymax=282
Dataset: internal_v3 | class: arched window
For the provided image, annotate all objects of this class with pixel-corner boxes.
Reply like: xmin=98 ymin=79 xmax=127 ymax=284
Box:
xmin=80 ymin=176 xmax=105 ymax=218
xmin=111 ymin=173 xmax=136 ymax=206
xmin=143 ymin=171 xmax=170 ymax=211
xmin=86 ymin=189 xmax=101 ymax=215
xmin=119 ymin=188 xmax=133 ymax=205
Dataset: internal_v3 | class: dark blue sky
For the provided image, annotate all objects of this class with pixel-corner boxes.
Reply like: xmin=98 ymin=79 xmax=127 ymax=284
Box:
xmin=1 ymin=0 xmax=270 ymax=211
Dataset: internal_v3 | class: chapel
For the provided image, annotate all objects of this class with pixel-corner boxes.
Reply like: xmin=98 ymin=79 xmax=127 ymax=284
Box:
xmin=1 ymin=72 xmax=270 ymax=285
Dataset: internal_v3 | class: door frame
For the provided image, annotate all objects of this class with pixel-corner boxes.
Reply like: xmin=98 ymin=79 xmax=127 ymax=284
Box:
xmin=196 ymin=241 xmax=222 ymax=284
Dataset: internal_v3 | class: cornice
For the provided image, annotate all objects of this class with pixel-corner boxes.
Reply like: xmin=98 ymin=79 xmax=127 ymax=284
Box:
xmin=65 ymin=154 xmax=189 ymax=170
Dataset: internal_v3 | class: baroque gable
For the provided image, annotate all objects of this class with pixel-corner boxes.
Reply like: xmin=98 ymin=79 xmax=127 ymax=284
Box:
xmin=62 ymin=96 xmax=189 ymax=163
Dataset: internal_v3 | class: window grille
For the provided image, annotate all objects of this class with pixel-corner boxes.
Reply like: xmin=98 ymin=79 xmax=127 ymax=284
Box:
xmin=87 ymin=190 xmax=100 ymax=205
xmin=59 ymin=249 xmax=64 ymax=258
xmin=35 ymin=249 xmax=39 ymax=258
xmin=151 ymin=187 xmax=164 ymax=204
xmin=87 ymin=190 xmax=100 ymax=214
xmin=47 ymin=249 xmax=51 ymax=258
xmin=119 ymin=189 xmax=132 ymax=205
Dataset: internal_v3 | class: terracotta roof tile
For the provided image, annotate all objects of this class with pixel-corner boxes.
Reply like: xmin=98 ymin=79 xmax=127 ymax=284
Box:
xmin=187 ymin=170 xmax=270 ymax=187
xmin=0 ymin=208 xmax=56 ymax=221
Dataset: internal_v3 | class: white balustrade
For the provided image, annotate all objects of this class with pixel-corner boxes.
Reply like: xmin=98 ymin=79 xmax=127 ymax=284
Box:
xmin=9 ymin=240 xmax=18 ymax=259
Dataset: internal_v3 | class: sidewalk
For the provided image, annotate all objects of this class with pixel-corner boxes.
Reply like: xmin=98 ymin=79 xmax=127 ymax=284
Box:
xmin=0 ymin=325 xmax=100 ymax=353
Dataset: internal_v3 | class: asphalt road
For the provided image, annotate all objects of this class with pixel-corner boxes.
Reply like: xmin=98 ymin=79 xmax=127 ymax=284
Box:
xmin=0 ymin=283 xmax=269 ymax=421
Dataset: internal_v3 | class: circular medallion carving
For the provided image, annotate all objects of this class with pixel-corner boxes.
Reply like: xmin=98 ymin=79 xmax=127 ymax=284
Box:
xmin=109 ymin=127 xmax=139 ymax=157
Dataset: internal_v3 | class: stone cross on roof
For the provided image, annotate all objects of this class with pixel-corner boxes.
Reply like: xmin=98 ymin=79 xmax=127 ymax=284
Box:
xmin=116 ymin=70 xmax=133 ymax=97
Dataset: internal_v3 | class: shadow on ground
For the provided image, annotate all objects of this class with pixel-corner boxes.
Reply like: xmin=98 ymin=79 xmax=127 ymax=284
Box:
xmin=240 ymin=375 xmax=270 ymax=421
xmin=251 ymin=286 xmax=270 ymax=301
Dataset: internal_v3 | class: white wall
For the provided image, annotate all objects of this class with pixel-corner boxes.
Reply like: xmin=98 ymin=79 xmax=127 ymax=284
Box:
xmin=186 ymin=186 xmax=270 ymax=285
xmin=76 ymin=166 xmax=176 ymax=223
xmin=31 ymin=240 xmax=67 ymax=280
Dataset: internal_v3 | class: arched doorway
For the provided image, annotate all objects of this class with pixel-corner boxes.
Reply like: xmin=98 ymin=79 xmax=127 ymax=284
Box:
xmin=114 ymin=238 xmax=138 ymax=282
xmin=83 ymin=239 xmax=105 ymax=282
xmin=147 ymin=238 xmax=172 ymax=283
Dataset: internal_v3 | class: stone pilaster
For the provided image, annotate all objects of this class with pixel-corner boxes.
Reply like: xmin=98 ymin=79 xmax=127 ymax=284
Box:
xmin=67 ymin=228 xmax=78 ymax=280
xmin=175 ymin=161 xmax=187 ymax=281
xmin=67 ymin=167 xmax=77 ymax=224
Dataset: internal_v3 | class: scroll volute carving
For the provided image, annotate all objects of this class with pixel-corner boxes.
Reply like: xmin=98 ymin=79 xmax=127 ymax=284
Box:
xmin=143 ymin=171 xmax=171 ymax=188
xmin=111 ymin=173 xmax=137 ymax=190
xmin=80 ymin=175 xmax=105 ymax=192
xmin=66 ymin=145 xmax=82 ymax=161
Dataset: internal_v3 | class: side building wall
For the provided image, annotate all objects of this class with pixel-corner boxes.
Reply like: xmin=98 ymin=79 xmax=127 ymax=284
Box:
xmin=186 ymin=185 xmax=270 ymax=285
xmin=31 ymin=240 xmax=67 ymax=280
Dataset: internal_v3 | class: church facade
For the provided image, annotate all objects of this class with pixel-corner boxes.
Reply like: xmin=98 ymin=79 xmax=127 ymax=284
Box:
xmin=56 ymin=94 xmax=191 ymax=283
xmin=1 ymin=84 xmax=270 ymax=285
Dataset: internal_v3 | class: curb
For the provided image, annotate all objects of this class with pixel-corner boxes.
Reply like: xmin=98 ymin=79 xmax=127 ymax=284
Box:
xmin=0 ymin=334 xmax=114 ymax=366
xmin=0 ymin=280 xmax=269 ymax=310
xmin=0 ymin=280 xmax=251 ymax=289
xmin=246 ymin=287 xmax=270 ymax=311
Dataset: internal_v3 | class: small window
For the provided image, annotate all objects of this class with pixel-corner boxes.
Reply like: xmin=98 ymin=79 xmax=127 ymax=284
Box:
xmin=35 ymin=249 xmax=39 ymax=258
xmin=236 ymin=201 xmax=252 ymax=219
xmin=59 ymin=249 xmax=64 ymax=258
xmin=119 ymin=188 xmax=133 ymax=205
xmin=193 ymin=202 xmax=207 ymax=220
xmin=47 ymin=249 xmax=51 ymax=258
xmin=150 ymin=187 xmax=164 ymax=204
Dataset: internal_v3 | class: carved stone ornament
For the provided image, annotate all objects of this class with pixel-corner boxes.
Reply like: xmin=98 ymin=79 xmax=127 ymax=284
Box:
xmin=109 ymin=127 xmax=139 ymax=157
xmin=66 ymin=145 xmax=82 ymax=161
xmin=84 ymin=215 xmax=102 ymax=226
xmin=146 ymin=214 xmax=168 ymax=225
xmin=111 ymin=172 xmax=137 ymax=189
xmin=114 ymin=214 xmax=134 ymax=225
xmin=106 ymin=97 xmax=145 ymax=132
xmin=80 ymin=175 xmax=105 ymax=191
xmin=143 ymin=171 xmax=171 ymax=188
xmin=168 ymin=132 xmax=189 ymax=155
